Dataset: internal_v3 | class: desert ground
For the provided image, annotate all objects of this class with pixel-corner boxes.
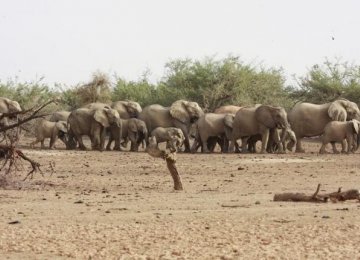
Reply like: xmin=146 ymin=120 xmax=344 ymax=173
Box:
xmin=1 ymin=139 xmax=360 ymax=259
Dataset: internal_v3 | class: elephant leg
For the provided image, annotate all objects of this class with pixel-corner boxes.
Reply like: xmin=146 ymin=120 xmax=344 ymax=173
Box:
xmin=241 ymin=137 xmax=250 ymax=153
xmin=99 ymin=129 xmax=107 ymax=151
xmin=183 ymin=137 xmax=191 ymax=153
xmin=272 ymin=130 xmax=284 ymax=154
xmin=41 ymin=140 xmax=45 ymax=149
xmin=30 ymin=139 xmax=40 ymax=148
xmin=49 ymin=136 xmax=58 ymax=149
xmin=234 ymin=141 xmax=241 ymax=153
xmin=295 ymin=136 xmax=305 ymax=153
xmin=106 ymin=137 xmax=113 ymax=151
xmin=190 ymin=136 xmax=201 ymax=153
xmin=319 ymin=142 xmax=327 ymax=154
xmin=345 ymin=136 xmax=353 ymax=153
xmin=208 ymin=137 xmax=219 ymax=152
xmin=260 ymin=129 xmax=270 ymax=154
xmin=200 ymin=133 xmax=210 ymax=153
xmin=222 ymin=136 xmax=229 ymax=153
xmin=229 ymin=139 xmax=235 ymax=153
xmin=331 ymin=142 xmax=339 ymax=154
xmin=77 ymin=136 xmax=87 ymax=150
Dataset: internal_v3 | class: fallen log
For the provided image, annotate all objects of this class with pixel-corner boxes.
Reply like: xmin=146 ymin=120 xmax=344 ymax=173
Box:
xmin=145 ymin=136 xmax=183 ymax=191
xmin=322 ymin=188 xmax=360 ymax=202
xmin=273 ymin=184 xmax=328 ymax=203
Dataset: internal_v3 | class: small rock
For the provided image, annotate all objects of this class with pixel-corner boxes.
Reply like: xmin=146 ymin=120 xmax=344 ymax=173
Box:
xmin=237 ymin=167 xmax=245 ymax=170
xmin=255 ymin=201 xmax=261 ymax=205
xmin=322 ymin=215 xmax=330 ymax=219
xmin=74 ymin=200 xmax=84 ymax=204
xmin=8 ymin=220 xmax=20 ymax=225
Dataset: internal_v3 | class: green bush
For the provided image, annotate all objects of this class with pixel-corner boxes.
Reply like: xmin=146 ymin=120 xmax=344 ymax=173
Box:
xmin=289 ymin=59 xmax=360 ymax=104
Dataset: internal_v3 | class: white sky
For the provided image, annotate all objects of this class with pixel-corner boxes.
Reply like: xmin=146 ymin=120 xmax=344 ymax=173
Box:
xmin=0 ymin=0 xmax=359 ymax=87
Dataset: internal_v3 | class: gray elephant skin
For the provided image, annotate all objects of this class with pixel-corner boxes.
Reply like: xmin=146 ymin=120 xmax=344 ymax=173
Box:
xmin=191 ymin=113 xmax=234 ymax=153
xmin=67 ymin=107 xmax=121 ymax=151
xmin=85 ymin=100 xmax=142 ymax=149
xmin=49 ymin=111 xmax=71 ymax=122
xmin=214 ymin=105 xmax=242 ymax=114
xmin=30 ymin=119 xmax=68 ymax=149
xmin=288 ymin=99 xmax=360 ymax=152
xmin=150 ymin=127 xmax=185 ymax=152
xmin=0 ymin=97 xmax=22 ymax=126
xmin=319 ymin=120 xmax=360 ymax=154
xmin=85 ymin=100 xmax=142 ymax=118
xmin=139 ymin=100 xmax=204 ymax=152
xmin=106 ymin=118 xmax=148 ymax=151
xmin=229 ymin=105 xmax=291 ymax=153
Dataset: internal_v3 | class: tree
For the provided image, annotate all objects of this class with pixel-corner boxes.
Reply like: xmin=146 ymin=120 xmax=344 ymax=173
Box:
xmin=290 ymin=58 xmax=360 ymax=104
xmin=162 ymin=56 xmax=291 ymax=111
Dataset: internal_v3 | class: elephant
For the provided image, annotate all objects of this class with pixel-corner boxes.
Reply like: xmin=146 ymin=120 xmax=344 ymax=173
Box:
xmin=150 ymin=127 xmax=185 ymax=152
xmin=0 ymin=97 xmax=22 ymax=126
xmin=106 ymin=118 xmax=148 ymax=151
xmin=49 ymin=111 xmax=71 ymax=122
xmin=214 ymin=105 xmax=242 ymax=114
xmin=190 ymin=113 xmax=234 ymax=153
xmin=67 ymin=107 xmax=121 ymax=151
xmin=288 ymin=99 xmax=360 ymax=152
xmin=30 ymin=119 xmax=68 ymax=149
xmin=139 ymin=100 xmax=204 ymax=152
xmin=229 ymin=105 xmax=291 ymax=153
xmin=247 ymin=128 xmax=297 ymax=153
xmin=319 ymin=120 xmax=360 ymax=154
xmin=84 ymin=100 xmax=142 ymax=149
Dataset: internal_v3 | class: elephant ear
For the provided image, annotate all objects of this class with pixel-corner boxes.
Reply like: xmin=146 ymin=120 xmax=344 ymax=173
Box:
xmin=170 ymin=100 xmax=189 ymax=123
xmin=55 ymin=121 xmax=68 ymax=133
xmin=93 ymin=109 xmax=110 ymax=127
xmin=224 ymin=114 xmax=235 ymax=128
xmin=255 ymin=105 xmax=277 ymax=128
xmin=352 ymin=120 xmax=360 ymax=134
xmin=328 ymin=101 xmax=347 ymax=121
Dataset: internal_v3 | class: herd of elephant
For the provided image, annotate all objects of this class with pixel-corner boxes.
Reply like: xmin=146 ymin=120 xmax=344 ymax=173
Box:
xmin=1 ymin=96 xmax=360 ymax=154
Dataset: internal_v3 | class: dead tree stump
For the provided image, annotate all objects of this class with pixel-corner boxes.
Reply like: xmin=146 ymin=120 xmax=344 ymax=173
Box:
xmin=145 ymin=137 xmax=183 ymax=191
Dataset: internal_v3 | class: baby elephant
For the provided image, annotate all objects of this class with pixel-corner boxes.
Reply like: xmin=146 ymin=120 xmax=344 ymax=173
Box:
xmin=319 ymin=120 xmax=360 ymax=154
xmin=150 ymin=127 xmax=185 ymax=152
xmin=30 ymin=119 xmax=68 ymax=149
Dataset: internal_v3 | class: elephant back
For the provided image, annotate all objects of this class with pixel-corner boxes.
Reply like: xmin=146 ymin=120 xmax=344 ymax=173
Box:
xmin=139 ymin=104 xmax=173 ymax=132
xmin=49 ymin=111 xmax=71 ymax=122
xmin=83 ymin=102 xmax=109 ymax=110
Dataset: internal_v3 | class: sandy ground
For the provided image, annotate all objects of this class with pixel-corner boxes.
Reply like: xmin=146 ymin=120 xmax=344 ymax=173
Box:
xmin=1 ymin=139 xmax=360 ymax=259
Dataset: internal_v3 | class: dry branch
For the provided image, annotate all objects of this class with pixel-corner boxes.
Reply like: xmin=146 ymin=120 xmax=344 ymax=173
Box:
xmin=273 ymin=184 xmax=328 ymax=203
xmin=322 ymin=188 xmax=360 ymax=202
xmin=0 ymin=99 xmax=57 ymax=182
xmin=145 ymin=137 xmax=183 ymax=190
